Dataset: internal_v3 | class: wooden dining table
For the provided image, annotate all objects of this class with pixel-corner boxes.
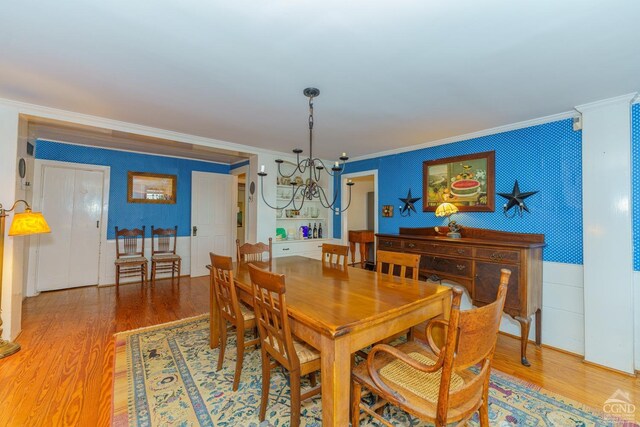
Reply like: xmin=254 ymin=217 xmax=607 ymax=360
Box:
xmin=208 ymin=255 xmax=452 ymax=427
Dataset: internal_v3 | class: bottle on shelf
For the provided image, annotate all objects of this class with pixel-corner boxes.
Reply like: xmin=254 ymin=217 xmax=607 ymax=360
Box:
xmin=308 ymin=223 xmax=312 ymax=239
xmin=318 ymin=223 xmax=323 ymax=238
xmin=313 ymin=223 xmax=318 ymax=239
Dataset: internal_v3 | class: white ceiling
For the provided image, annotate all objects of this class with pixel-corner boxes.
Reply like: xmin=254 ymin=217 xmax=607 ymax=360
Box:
xmin=1 ymin=1 xmax=639 ymax=161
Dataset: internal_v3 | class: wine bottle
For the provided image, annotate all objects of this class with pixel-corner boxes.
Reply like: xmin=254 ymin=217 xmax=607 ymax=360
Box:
xmin=318 ymin=223 xmax=323 ymax=238
xmin=313 ymin=223 xmax=318 ymax=239
xmin=308 ymin=223 xmax=312 ymax=239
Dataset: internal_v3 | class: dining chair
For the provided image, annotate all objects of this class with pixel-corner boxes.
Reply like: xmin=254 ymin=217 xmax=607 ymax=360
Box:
xmin=248 ymin=263 xmax=321 ymax=427
xmin=376 ymin=249 xmax=420 ymax=280
xmin=210 ymin=253 xmax=259 ymax=391
xmin=321 ymin=243 xmax=349 ymax=268
xmin=372 ymin=250 xmax=421 ymax=344
xmin=237 ymin=238 xmax=273 ymax=264
xmin=114 ymin=226 xmax=148 ymax=288
xmin=150 ymin=226 xmax=181 ymax=283
xmin=351 ymin=269 xmax=511 ymax=427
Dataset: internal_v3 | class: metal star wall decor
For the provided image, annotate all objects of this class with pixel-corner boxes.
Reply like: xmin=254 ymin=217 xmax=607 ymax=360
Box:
xmin=399 ymin=189 xmax=421 ymax=217
xmin=498 ymin=180 xmax=538 ymax=218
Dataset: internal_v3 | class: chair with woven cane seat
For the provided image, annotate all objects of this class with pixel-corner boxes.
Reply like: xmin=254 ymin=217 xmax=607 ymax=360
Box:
xmin=210 ymin=253 xmax=260 ymax=391
xmin=351 ymin=269 xmax=511 ymax=427
xmin=321 ymin=243 xmax=349 ymax=268
xmin=150 ymin=226 xmax=181 ymax=283
xmin=248 ymin=263 xmax=321 ymax=427
xmin=237 ymin=238 xmax=272 ymax=265
xmin=114 ymin=226 xmax=148 ymax=289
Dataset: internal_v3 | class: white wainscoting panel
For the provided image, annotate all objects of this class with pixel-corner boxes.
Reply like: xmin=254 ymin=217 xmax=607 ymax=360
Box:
xmin=445 ymin=261 xmax=585 ymax=355
xmin=634 ymin=271 xmax=640 ymax=370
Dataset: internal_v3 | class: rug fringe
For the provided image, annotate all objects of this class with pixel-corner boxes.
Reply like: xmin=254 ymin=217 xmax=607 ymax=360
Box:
xmin=113 ymin=313 xmax=209 ymax=339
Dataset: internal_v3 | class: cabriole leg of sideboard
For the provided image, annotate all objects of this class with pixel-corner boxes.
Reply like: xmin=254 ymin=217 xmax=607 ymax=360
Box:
xmin=515 ymin=315 xmax=531 ymax=367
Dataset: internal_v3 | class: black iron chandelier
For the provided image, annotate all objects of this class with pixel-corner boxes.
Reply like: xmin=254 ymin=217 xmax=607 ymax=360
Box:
xmin=258 ymin=87 xmax=354 ymax=212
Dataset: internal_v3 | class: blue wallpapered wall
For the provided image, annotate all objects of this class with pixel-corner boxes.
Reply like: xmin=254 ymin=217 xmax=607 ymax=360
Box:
xmin=35 ymin=140 xmax=230 ymax=239
xmin=334 ymin=118 xmax=583 ymax=265
xmin=632 ymin=104 xmax=640 ymax=270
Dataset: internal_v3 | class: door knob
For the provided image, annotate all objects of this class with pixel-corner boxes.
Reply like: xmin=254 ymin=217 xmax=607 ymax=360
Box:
xmin=192 ymin=226 xmax=198 ymax=236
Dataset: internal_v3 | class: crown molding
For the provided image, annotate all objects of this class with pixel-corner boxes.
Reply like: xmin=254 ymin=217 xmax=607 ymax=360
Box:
xmin=575 ymin=92 xmax=638 ymax=113
xmin=349 ymin=109 xmax=577 ymax=162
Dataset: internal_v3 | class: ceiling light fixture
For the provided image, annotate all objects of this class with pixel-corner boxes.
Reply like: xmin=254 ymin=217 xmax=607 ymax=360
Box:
xmin=258 ymin=88 xmax=354 ymax=212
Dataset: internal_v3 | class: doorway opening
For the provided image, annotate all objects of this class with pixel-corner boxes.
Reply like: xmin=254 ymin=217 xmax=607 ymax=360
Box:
xmin=342 ymin=171 xmax=377 ymax=268
xmin=237 ymin=173 xmax=246 ymax=245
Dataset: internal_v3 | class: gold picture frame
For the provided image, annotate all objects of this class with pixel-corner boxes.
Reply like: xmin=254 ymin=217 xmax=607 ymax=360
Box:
xmin=422 ymin=151 xmax=495 ymax=212
xmin=127 ymin=172 xmax=177 ymax=204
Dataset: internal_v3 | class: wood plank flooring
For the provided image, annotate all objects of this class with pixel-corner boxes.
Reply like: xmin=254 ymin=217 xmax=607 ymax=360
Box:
xmin=0 ymin=275 xmax=637 ymax=426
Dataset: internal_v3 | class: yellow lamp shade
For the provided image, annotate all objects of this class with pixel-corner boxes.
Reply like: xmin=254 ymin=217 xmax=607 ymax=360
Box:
xmin=8 ymin=209 xmax=51 ymax=236
xmin=435 ymin=202 xmax=459 ymax=218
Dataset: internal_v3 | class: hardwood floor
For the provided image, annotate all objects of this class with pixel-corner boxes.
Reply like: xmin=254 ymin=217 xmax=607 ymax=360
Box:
xmin=0 ymin=275 xmax=638 ymax=426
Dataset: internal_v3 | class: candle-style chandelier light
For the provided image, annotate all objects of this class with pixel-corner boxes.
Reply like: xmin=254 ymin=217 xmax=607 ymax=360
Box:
xmin=258 ymin=87 xmax=354 ymax=212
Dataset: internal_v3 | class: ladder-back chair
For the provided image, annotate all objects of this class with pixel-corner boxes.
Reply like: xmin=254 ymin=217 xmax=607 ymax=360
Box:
xmin=248 ymin=263 xmax=321 ymax=427
xmin=376 ymin=249 xmax=420 ymax=280
xmin=321 ymin=243 xmax=349 ymax=268
xmin=210 ymin=253 xmax=259 ymax=391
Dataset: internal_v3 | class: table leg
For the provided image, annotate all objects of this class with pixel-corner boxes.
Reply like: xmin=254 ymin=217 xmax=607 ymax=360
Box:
xmin=209 ymin=270 xmax=219 ymax=349
xmin=349 ymin=241 xmax=356 ymax=266
xmin=359 ymin=242 xmax=367 ymax=267
xmin=320 ymin=334 xmax=351 ymax=426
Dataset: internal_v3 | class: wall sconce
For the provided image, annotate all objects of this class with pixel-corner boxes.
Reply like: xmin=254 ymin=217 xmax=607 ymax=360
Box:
xmin=0 ymin=200 xmax=51 ymax=359
xmin=382 ymin=205 xmax=393 ymax=217
xmin=435 ymin=202 xmax=462 ymax=238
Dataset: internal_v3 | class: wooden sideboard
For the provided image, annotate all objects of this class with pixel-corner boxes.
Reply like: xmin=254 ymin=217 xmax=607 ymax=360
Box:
xmin=376 ymin=226 xmax=545 ymax=366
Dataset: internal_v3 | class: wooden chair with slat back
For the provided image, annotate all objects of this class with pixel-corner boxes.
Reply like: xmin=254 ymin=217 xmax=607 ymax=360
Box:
xmin=321 ymin=243 xmax=349 ymax=268
xmin=351 ymin=269 xmax=511 ymax=427
xmin=371 ymin=250 xmax=422 ymax=345
xmin=114 ymin=226 xmax=148 ymax=289
xmin=150 ymin=226 xmax=181 ymax=283
xmin=248 ymin=263 xmax=321 ymax=427
xmin=237 ymin=238 xmax=273 ymax=264
xmin=376 ymin=249 xmax=420 ymax=280
xmin=210 ymin=253 xmax=260 ymax=391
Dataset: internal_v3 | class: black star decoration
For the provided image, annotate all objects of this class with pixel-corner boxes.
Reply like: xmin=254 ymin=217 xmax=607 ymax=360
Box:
xmin=399 ymin=189 xmax=421 ymax=217
xmin=498 ymin=180 xmax=538 ymax=217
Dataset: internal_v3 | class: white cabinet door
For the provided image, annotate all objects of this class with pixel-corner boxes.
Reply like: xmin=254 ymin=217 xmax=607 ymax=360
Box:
xmin=36 ymin=166 xmax=103 ymax=291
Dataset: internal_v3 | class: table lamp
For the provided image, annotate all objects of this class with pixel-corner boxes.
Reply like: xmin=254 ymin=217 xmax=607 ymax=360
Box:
xmin=435 ymin=202 xmax=462 ymax=238
xmin=0 ymin=199 xmax=51 ymax=359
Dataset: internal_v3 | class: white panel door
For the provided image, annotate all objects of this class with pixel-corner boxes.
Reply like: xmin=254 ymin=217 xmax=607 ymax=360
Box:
xmin=191 ymin=171 xmax=237 ymax=277
xmin=36 ymin=166 xmax=103 ymax=291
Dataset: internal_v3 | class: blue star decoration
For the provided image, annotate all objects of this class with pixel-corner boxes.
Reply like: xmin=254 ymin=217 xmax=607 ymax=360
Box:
xmin=498 ymin=180 xmax=538 ymax=217
xmin=399 ymin=189 xmax=421 ymax=217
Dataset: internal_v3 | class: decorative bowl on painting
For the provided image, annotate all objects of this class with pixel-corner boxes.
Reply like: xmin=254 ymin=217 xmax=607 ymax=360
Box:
xmin=450 ymin=179 xmax=481 ymax=197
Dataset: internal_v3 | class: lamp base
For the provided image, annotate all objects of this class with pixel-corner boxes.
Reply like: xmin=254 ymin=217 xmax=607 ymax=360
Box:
xmin=446 ymin=231 xmax=461 ymax=239
xmin=0 ymin=338 xmax=21 ymax=359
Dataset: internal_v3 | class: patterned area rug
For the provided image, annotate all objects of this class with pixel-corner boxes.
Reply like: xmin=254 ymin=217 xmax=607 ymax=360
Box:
xmin=112 ymin=315 xmax=635 ymax=426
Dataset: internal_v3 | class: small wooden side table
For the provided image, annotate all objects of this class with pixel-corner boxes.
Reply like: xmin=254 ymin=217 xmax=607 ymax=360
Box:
xmin=348 ymin=229 xmax=375 ymax=267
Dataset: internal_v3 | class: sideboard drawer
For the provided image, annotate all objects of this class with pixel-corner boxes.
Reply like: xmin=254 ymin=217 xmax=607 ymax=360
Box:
xmin=475 ymin=247 xmax=520 ymax=263
xmin=423 ymin=256 xmax=473 ymax=278
xmin=378 ymin=238 xmax=402 ymax=250
xmin=423 ymin=242 xmax=472 ymax=258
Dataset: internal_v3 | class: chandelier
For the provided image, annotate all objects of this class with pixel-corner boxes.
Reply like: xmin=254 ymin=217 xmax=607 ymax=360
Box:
xmin=258 ymin=87 xmax=354 ymax=212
